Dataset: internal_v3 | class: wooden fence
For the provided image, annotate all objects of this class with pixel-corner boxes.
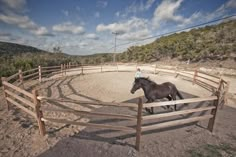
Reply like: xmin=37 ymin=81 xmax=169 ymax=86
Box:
xmin=1 ymin=62 xmax=230 ymax=150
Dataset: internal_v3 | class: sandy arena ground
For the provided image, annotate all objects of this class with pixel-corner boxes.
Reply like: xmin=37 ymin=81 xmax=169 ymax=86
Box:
xmin=0 ymin=69 xmax=236 ymax=157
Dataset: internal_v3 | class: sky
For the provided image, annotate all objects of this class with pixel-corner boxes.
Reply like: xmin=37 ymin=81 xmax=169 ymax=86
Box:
xmin=0 ymin=0 xmax=236 ymax=55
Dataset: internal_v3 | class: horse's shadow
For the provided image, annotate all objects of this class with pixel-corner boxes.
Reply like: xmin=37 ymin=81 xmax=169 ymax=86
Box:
xmin=66 ymin=90 xmax=211 ymax=148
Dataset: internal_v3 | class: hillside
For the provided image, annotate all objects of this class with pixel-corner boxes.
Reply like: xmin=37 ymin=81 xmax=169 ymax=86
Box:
xmin=117 ymin=20 xmax=236 ymax=63
xmin=0 ymin=42 xmax=78 ymax=79
xmin=0 ymin=41 xmax=47 ymax=55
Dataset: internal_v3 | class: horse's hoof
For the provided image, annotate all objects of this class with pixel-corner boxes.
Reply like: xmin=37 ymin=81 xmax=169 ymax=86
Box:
xmin=145 ymin=108 xmax=152 ymax=114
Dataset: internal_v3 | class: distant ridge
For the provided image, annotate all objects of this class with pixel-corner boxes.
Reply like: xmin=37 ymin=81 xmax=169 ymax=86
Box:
xmin=0 ymin=41 xmax=47 ymax=55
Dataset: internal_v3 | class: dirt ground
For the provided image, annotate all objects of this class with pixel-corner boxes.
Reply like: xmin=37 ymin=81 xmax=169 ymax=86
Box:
xmin=1 ymin=71 xmax=236 ymax=157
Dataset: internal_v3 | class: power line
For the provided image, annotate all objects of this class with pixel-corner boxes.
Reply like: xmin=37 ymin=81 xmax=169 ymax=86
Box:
xmin=108 ymin=14 xmax=236 ymax=52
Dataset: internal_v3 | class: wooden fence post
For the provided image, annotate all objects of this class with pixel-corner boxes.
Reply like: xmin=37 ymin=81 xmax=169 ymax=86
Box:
xmin=116 ymin=63 xmax=119 ymax=72
xmin=222 ymin=81 xmax=230 ymax=109
xmin=61 ymin=64 xmax=63 ymax=76
xmin=33 ymin=90 xmax=46 ymax=136
xmin=64 ymin=64 xmax=66 ymax=75
xmin=154 ymin=64 xmax=157 ymax=74
xmin=18 ymin=69 xmax=23 ymax=84
xmin=216 ymin=79 xmax=226 ymax=109
xmin=192 ymin=69 xmax=198 ymax=85
xmin=207 ymin=91 xmax=220 ymax=132
xmin=38 ymin=66 xmax=42 ymax=82
xmin=217 ymin=79 xmax=223 ymax=92
xmin=135 ymin=97 xmax=143 ymax=151
xmin=175 ymin=67 xmax=179 ymax=78
xmin=1 ymin=77 xmax=9 ymax=111
xmin=69 ymin=62 xmax=71 ymax=69
xmin=81 ymin=65 xmax=84 ymax=75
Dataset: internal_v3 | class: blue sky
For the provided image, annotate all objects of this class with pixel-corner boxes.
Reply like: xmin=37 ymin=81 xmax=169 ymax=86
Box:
xmin=0 ymin=0 xmax=235 ymax=55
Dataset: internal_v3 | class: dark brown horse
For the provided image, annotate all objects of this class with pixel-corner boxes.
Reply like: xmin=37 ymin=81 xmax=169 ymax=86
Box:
xmin=130 ymin=77 xmax=184 ymax=114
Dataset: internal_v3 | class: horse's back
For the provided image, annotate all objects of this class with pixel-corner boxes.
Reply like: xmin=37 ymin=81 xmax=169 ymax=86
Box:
xmin=161 ymin=82 xmax=175 ymax=87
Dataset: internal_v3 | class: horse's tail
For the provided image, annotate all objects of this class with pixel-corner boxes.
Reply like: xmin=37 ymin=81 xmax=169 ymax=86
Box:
xmin=176 ymin=89 xmax=184 ymax=99
xmin=176 ymin=88 xmax=188 ymax=106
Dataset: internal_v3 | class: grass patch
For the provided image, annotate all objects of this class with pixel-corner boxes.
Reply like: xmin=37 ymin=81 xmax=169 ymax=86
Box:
xmin=187 ymin=143 xmax=236 ymax=157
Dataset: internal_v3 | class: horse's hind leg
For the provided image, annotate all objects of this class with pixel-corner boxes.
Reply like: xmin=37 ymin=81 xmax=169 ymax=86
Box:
xmin=166 ymin=95 xmax=172 ymax=110
xmin=150 ymin=107 xmax=154 ymax=114
xmin=171 ymin=94 xmax=177 ymax=111
xmin=145 ymin=107 xmax=151 ymax=114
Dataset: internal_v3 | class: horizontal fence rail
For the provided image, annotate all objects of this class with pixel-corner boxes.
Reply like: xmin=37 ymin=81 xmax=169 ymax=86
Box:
xmin=2 ymin=81 xmax=34 ymax=99
xmin=41 ymin=117 xmax=136 ymax=132
xmin=6 ymin=97 xmax=36 ymax=118
xmin=142 ymin=115 xmax=213 ymax=131
xmin=41 ymin=107 xmax=137 ymax=120
xmin=5 ymin=89 xmax=34 ymax=108
xmin=143 ymin=96 xmax=217 ymax=108
xmin=6 ymin=73 xmax=19 ymax=82
xmin=37 ymin=96 xmax=137 ymax=108
xmin=142 ymin=106 xmax=215 ymax=120
xmin=22 ymin=68 xmax=38 ymax=74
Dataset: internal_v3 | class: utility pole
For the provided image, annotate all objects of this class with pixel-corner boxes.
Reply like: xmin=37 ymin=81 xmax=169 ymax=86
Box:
xmin=112 ymin=32 xmax=119 ymax=63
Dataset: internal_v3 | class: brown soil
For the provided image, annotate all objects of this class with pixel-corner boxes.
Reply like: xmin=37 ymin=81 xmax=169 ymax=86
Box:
xmin=1 ymin=72 xmax=236 ymax=157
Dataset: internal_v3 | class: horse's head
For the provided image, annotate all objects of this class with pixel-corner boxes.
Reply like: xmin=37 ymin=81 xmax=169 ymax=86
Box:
xmin=130 ymin=78 xmax=142 ymax=94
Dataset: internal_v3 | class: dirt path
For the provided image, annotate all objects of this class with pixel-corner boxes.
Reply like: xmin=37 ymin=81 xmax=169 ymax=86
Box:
xmin=1 ymin=72 xmax=236 ymax=157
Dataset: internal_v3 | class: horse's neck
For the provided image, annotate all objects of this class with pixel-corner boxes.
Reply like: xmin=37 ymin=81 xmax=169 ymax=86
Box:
xmin=141 ymin=80 xmax=155 ymax=95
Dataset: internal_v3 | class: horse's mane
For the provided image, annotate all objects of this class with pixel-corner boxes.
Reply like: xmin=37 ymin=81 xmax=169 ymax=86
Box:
xmin=138 ymin=77 xmax=156 ymax=85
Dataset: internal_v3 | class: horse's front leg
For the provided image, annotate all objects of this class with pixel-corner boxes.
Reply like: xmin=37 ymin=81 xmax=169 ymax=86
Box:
xmin=145 ymin=99 xmax=154 ymax=114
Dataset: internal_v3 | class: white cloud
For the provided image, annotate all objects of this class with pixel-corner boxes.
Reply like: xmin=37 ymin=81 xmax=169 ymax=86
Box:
xmin=62 ymin=10 xmax=69 ymax=16
xmin=0 ymin=0 xmax=26 ymax=12
xmin=226 ymin=0 xmax=236 ymax=8
xmin=96 ymin=0 xmax=108 ymax=8
xmin=181 ymin=0 xmax=236 ymax=27
xmin=75 ymin=6 xmax=80 ymax=11
xmin=115 ymin=12 xmax=120 ymax=17
xmin=145 ymin=0 xmax=155 ymax=10
xmin=96 ymin=17 xmax=148 ymax=34
xmin=52 ymin=22 xmax=85 ymax=34
xmin=122 ymin=0 xmax=155 ymax=17
xmin=0 ymin=31 xmax=29 ymax=44
xmin=85 ymin=33 xmax=99 ymax=40
xmin=0 ymin=32 xmax=11 ymax=37
xmin=210 ymin=0 xmax=236 ymax=19
xmin=94 ymin=12 xmax=100 ymax=18
xmin=177 ymin=12 xmax=202 ymax=27
xmin=152 ymin=0 xmax=184 ymax=27
xmin=96 ymin=17 xmax=150 ymax=41
xmin=118 ymin=29 xmax=150 ymax=41
xmin=96 ymin=23 xmax=127 ymax=34
xmin=79 ymin=42 xmax=88 ymax=48
xmin=0 ymin=0 xmax=51 ymax=36
xmin=0 ymin=32 xmax=13 ymax=41
xmin=0 ymin=13 xmax=51 ymax=36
